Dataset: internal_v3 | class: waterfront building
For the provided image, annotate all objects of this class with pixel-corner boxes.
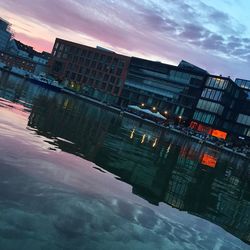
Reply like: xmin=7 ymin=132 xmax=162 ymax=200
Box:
xmin=49 ymin=38 xmax=130 ymax=104
xmin=235 ymin=78 xmax=250 ymax=93
xmin=0 ymin=18 xmax=12 ymax=51
xmin=0 ymin=51 xmax=36 ymax=73
xmin=0 ymin=39 xmax=51 ymax=75
xmin=235 ymin=78 xmax=250 ymax=139
xmin=190 ymin=75 xmax=250 ymax=141
xmin=8 ymin=39 xmax=50 ymax=65
xmin=7 ymin=39 xmax=50 ymax=74
xmin=47 ymin=38 xmax=250 ymax=141
xmin=119 ymin=57 xmax=208 ymax=122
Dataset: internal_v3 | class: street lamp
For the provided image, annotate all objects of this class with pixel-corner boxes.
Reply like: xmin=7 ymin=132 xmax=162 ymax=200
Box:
xmin=152 ymin=106 xmax=156 ymax=111
xmin=178 ymin=115 xmax=182 ymax=125
xmin=164 ymin=111 xmax=168 ymax=115
xmin=141 ymin=103 xmax=145 ymax=107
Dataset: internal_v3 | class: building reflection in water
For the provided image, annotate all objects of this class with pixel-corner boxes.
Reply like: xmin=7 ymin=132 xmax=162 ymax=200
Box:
xmin=0 ymin=71 xmax=250 ymax=244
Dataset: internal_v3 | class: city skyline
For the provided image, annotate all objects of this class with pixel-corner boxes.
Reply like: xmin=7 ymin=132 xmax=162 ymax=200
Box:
xmin=1 ymin=0 xmax=250 ymax=79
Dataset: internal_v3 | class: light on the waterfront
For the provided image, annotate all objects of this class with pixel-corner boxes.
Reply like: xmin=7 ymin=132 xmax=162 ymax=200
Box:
xmin=164 ymin=111 xmax=168 ymax=115
xmin=141 ymin=103 xmax=145 ymax=107
xmin=152 ymin=107 xmax=156 ymax=111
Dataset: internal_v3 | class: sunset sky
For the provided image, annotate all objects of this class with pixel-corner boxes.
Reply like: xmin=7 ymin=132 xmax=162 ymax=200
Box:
xmin=1 ymin=0 xmax=250 ymax=79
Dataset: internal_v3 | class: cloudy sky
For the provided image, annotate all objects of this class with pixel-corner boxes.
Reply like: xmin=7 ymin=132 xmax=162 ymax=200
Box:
xmin=1 ymin=0 xmax=250 ymax=79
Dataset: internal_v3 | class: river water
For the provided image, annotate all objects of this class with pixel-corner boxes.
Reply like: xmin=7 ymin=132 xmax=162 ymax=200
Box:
xmin=0 ymin=71 xmax=249 ymax=250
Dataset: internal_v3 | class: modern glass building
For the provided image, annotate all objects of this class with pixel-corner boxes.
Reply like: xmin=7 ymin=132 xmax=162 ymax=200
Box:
xmin=191 ymin=75 xmax=250 ymax=141
xmin=49 ymin=38 xmax=130 ymax=104
xmin=119 ymin=57 xmax=207 ymax=122
xmin=235 ymin=78 xmax=250 ymax=139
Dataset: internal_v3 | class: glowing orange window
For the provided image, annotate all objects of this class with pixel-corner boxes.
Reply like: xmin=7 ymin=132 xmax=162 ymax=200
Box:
xmin=211 ymin=130 xmax=227 ymax=140
xmin=201 ymin=153 xmax=217 ymax=168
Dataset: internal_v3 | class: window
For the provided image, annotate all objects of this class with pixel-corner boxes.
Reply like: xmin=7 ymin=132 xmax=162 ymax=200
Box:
xmin=104 ymin=74 xmax=109 ymax=81
xmin=193 ymin=111 xmax=215 ymax=125
xmin=116 ymin=68 xmax=123 ymax=76
xmin=89 ymin=78 xmax=94 ymax=85
xmin=70 ymin=72 xmax=76 ymax=80
xmin=101 ymin=82 xmax=106 ymax=89
xmin=81 ymin=50 xmax=86 ymax=57
xmin=113 ymin=87 xmax=120 ymax=95
xmin=206 ymin=77 xmax=228 ymax=90
xmin=110 ymin=76 xmax=115 ymax=83
xmin=237 ymin=114 xmax=250 ymax=126
xmin=54 ymin=42 xmax=59 ymax=49
xmin=91 ymin=61 xmax=96 ymax=68
xmin=97 ymin=72 xmax=103 ymax=80
xmin=197 ymin=99 xmax=224 ymax=115
xmin=76 ymin=74 xmax=82 ymax=82
xmin=85 ymin=60 xmax=90 ymax=67
xmin=79 ymin=67 xmax=84 ymax=74
xmin=97 ymin=63 xmax=103 ymax=70
xmin=87 ymin=51 xmax=93 ymax=59
xmin=107 ymin=84 xmax=113 ymax=91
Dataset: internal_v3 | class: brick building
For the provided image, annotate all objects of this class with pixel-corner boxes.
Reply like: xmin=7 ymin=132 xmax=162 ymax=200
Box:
xmin=49 ymin=38 xmax=130 ymax=103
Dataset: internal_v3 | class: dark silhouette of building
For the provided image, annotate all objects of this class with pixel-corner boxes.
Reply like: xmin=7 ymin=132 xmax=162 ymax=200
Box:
xmin=119 ymin=57 xmax=207 ymax=122
xmin=190 ymin=75 xmax=250 ymax=141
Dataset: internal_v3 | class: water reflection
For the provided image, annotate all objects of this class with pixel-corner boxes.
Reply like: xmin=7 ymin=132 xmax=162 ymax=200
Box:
xmin=0 ymin=71 xmax=250 ymax=247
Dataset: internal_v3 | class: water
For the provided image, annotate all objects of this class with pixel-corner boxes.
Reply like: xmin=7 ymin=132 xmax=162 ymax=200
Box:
xmin=0 ymin=71 xmax=249 ymax=250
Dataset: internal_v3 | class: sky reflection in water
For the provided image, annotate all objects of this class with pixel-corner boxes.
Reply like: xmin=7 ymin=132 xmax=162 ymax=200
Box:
xmin=0 ymin=71 xmax=249 ymax=250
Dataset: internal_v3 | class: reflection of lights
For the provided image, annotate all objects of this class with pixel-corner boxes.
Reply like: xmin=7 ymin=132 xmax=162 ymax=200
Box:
xmin=130 ymin=129 xmax=135 ymax=139
xmin=63 ymin=98 xmax=69 ymax=109
xmin=201 ymin=153 xmax=217 ymax=168
xmin=152 ymin=138 xmax=157 ymax=147
xmin=141 ymin=134 xmax=146 ymax=143
xmin=166 ymin=144 xmax=171 ymax=153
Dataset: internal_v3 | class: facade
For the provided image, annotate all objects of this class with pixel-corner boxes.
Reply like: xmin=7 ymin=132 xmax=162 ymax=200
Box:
xmin=119 ymin=57 xmax=207 ymax=122
xmin=0 ymin=51 xmax=36 ymax=73
xmin=8 ymin=40 xmax=50 ymax=65
xmin=7 ymin=39 xmax=50 ymax=74
xmin=0 ymin=38 xmax=51 ymax=75
xmin=235 ymin=78 xmax=250 ymax=139
xmin=49 ymin=38 xmax=130 ymax=104
xmin=0 ymin=18 xmax=12 ymax=51
xmin=190 ymin=75 xmax=250 ymax=140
